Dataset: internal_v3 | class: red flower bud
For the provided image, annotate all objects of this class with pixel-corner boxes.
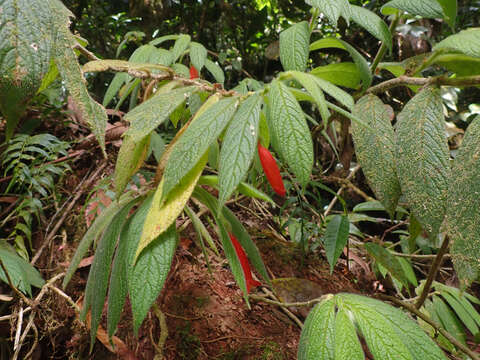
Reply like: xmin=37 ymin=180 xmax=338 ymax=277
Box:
xmin=257 ymin=142 xmax=286 ymax=197
xmin=189 ymin=65 xmax=199 ymax=79
xmin=228 ymin=232 xmax=261 ymax=293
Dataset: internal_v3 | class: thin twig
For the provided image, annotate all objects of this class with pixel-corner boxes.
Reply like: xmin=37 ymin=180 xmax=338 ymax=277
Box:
xmin=249 ymin=293 xmax=329 ymax=308
xmin=379 ymin=294 xmax=480 ymax=360
xmin=324 ymin=164 xmax=361 ymax=217
xmin=367 ymin=75 xmax=480 ymax=95
xmin=12 ymin=312 xmax=36 ymax=360
xmin=415 ymin=236 xmax=450 ymax=310
xmin=73 ymin=43 xmax=100 ymax=61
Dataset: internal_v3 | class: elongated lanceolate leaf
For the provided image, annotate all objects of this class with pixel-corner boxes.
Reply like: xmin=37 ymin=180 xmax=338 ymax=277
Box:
xmin=268 ymin=80 xmax=313 ymax=186
xmin=364 ymin=243 xmax=409 ymax=288
xmin=311 ymin=62 xmax=360 ymax=89
xmin=135 ymin=154 xmax=207 ymax=261
xmin=162 ymin=97 xmax=238 ymax=198
xmin=310 ymin=38 xmax=372 ymax=90
xmin=350 ymin=5 xmax=392 ymax=52
xmin=81 ymin=198 xmax=140 ymax=347
xmin=126 ymin=196 xmax=178 ymax=334
xmin=189 ymin=42 xmax=207 ymax=71
xmin=0 ymin=0 xmax=66 ymax=139
xmin=218 ymin=94 xmax=262 ymax=207
xmin=352 ymin=94 xmax=401 ymax=217
xmin=298 ymin=297 xmax=336 ymax=360
xmin=171 ymin=34 xmax=191 ymax=62
xmin=433 ymin=28 xmax=480 ymax=59
xmin=204 ymin=59 xmax=225 ymax=84
xmin=324 ymin=215 xmax=349 ymax=274
xmin=381 ymin=0 xmax=443 ymax=18
xmin=279 ymin=21 xmax=310 ymax=72
xmin=306 ymin=0 xmax=352 ymax=26
xmin=448 ymin=115 xmax=480 ymax=288
xmin=396 ymin=87 xmax=450 ymax=241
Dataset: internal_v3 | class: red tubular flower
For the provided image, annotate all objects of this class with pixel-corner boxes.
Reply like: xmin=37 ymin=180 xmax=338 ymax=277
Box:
xmin=257 ymin=142 xmax=286 ymax=197
xmin=228 ymin=232 xmax=261 ymax=293
xmin=189 ymin=65 xmax=199 ymax=79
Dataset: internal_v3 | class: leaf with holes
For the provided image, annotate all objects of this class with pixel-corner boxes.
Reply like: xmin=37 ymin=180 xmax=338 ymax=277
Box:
xmin=218 ymin=94 xmax=262 ymax=207
xmin=352 ymin=94 xmax=401 ymax=217
xmin=396 ymin=87 xmax=450 ymax=241
xmin=162 ymin=97 xmax=238 ymax=198
xmin=267 ymin=80 xmax=313 ymax=186
xmin=279 ymin=21 xmax=310 ymax=72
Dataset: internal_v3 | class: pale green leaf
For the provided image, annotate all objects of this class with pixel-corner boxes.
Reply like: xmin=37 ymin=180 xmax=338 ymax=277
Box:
xmin=381 ymin=0 xmax=443 ymax=18
xmin=434 ymin=28 xmax=480 ymax=59
xmin=135 ymin=154 xmax=207 ymax=261
xmin=103 ymin=73 xmax=128 ymax=107
xmin=350 ymin=5 xmax=392 ymax=52
xmin=171 ymin=34 xmax=191 ymax=62
xmin=324 ymin=215 xmax=349 ymax=273
xmin=432 ymin=295 xmax=467 ymax=344
xmin=448 ymin=115 xmax=480 ymax=287
xmin=218 ymin=94 xmax=262 ymax=207
xmin=267 ymin=80 xmax=313 ymax=186
xmin=396 ymin=87 xmax=450 ymax=241
xmin=310 ymin=38 xmax=372 ymax=90
xmin=334 ymin=308 xmax=364 ymax=360
xmin=364 ymin=243 xmax=409 ymax=288
xmin=352 ymin=94 xmax=401 ymax=217
xmin=162 ymin=97 xmax=238 ymax=198
xmin=172 ymin=63 xmax=190 ymax=78
xmin=298 ymin=297 xmax=336 ymax=360
xmin=312 ymin=76 xmax=354 ymax=110
xmin=204 ymin=59 xmax=225 ymax=84
xmin=189 ymin=42 xmax=207 ymax=71
xmin=279 ymin=21 xmax=310 ymax=72
xmin=440 ymin=292 xmax=479 ymax=337
xmin=311 ymin=62 xmax=360 ymax=89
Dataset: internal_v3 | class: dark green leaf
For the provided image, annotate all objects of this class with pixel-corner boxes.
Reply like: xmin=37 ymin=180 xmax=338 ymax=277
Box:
xmin=432 ymin=295 xmax=467 ymax=344
xmin=350 ymin=5 xmax=392 ymax=52
xmin=396 ymin=87 xmax=450 ymax=241
xmin=364 ymin=243 xmax=409 ymax=288
xmin=324 ymin=215 xmax=349 ymax=273
xmin=352 ymin=94 xmax=401 ymax=217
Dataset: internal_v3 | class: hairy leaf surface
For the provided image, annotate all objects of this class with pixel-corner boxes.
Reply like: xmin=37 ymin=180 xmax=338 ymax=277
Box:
xmin=434 ymin=28 xmax=480 ymax=58
xmin=306 ymin=0 xmax=352 ymax=26
xmin=352 ymin=94 xmax=401 ymax=217
xmin=324 ymin=215 xmax=349 ymax=274
xmin=350 ymin=5 xmax=392 ymax=52
xmin=279 ymin=21 xmax=310 ymax=72
xmin=395 ymin=87 xmax=450 ymax=241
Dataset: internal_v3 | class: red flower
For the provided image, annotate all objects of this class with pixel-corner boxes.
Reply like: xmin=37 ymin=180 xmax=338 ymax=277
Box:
xmin=257 ymin=142 xmax=286 ymax=197
xmin=228 ymin=233 xmax=261 ymax=293
xmin=189 ymin=65 xmax=199 ymax=79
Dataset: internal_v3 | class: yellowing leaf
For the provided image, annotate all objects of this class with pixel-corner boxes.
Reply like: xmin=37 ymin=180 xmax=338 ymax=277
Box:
xmin=135 ymin=153 xmax=207 ymax=261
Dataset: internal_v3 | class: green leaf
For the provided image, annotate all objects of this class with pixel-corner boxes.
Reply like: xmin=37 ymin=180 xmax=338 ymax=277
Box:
xmin=434 ymin=28 xmax=480 ymax=58
xmin=114 ymin=135 xmax=150 ymax=198
xmin=172 ymin=63 xmax=190 ymax=78
xmin=352 ymin=94 xmax=401 ymax=217
xmin=149 ymin=34 xmax=179 ymax=46
xmin=54 ymin=30 xmax=107 ymax=154
xmin=396 ymin=87 xmax=450 ymax=241
xmin=204 ymin=59 xmax=225 ymax=84
xmin=334 ymin=308 xmax=364 ymax=360
xmin=432 ymin=295 xmax=467 ymax=344
xmin=81 ymin=198 xmax=140 ymax=347
xmin=298 ymin=297 xmax=336 ymax=360
xmin=135 ymin=153 xmax=206 ymax=261
xmin=351 ymin=6 xmax=392 ymax=53
xmin=0 ymin=0 xmax=66 ymax=139
xmin=126 ymin=196 xmax=178 ymax=335
xmin=339 ymin=293 xmax=448 ymax=360
xmin=171 ymin=34 xmax=191 ymax=62
xmin=440 ymin=292 xmax=479 ymax=337
xmin=381 ymin=0 xmax=443 ymax=18
xmin=364 ymin=243 xmax=409 ymax=288
xmin=125 ymin=86 xmax=196 ymax=142
xmin=435 ymin=0 xmax=457 ymax=29
xmin=163 ymin=97 xmax=238 ymax=198
xmin=312 ymin=76 xmax=354 ymax=110
xmin=398 ymin=257 xmax=418 ymax=286
xmin=323 ymin=215 xmax=349 ymax=274
xmin=311 ymin=62 xmax=361 ymax=89
xmin=218 ymin=94 xmax=262 ymax=207
xmin=435 ymin=53 xmax=480 ymax=76
xmin=306 ymin=0 xmax=352 ymax=27
xmin=310 ymin=38 xmax=372 ymax=90
xmin=279 ymin=21 xmax=310 ymax=72
xmin=267 ymin=80 xmax=313 ymax=186
xmin=189 ymin=42 xmax=207 ymax=71
xmin=63 ymin=192 xmax=138 ymax=288
xmin=290 ymin=71 xmax=330 ymax=126
xmin=448 ymin=115 xmax=480 ymax=287
xmin=0 ymin=240 xmax=44 ymax=296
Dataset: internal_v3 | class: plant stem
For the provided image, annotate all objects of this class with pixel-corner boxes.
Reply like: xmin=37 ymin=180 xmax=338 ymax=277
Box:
xmin=379 ymin=294 xmax=480 ymax=360
xmin=415 ymin=236 xmax=450 ymax=309
xmin=370 ymin=14 xmax=400 ymax=75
